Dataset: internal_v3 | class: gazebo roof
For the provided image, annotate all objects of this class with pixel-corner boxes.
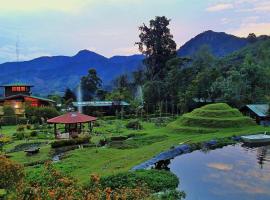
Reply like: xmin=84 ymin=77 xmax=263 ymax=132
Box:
xmin=47 ymin=112 xmax=97 ymax=124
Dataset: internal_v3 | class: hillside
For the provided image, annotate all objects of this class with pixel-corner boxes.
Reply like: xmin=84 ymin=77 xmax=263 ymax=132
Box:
xmin=178 ymin=30 xmax=249 ymax=57
xmin=0 ymin=50 xmax=144 ymax=95
xmin=168 ymin=103 xmax=255 ymax=133
xmin=0 ymin=30 xmax=267 ymax=96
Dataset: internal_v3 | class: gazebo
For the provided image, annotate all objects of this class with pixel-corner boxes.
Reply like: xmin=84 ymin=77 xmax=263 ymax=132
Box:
xmin=47 ymin=112 xmax=97 ymax=139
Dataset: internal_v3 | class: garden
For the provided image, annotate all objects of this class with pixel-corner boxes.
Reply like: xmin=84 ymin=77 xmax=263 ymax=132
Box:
xmin=1 ymin=103 xmax=270 ymax=199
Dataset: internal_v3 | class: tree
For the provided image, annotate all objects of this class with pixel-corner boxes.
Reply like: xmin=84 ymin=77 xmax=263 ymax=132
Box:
xmin=2 ymin=106 xmax=16 ymax=125
xmin=136 ymin=16 xmax=177 ymax=80
xmin=247 ymin=33 xmax=257 ymax=43
xmin=63 ymin=88 xmax=76 ymax=102
xmin=81 ymin=69 xmax=102 ymax=100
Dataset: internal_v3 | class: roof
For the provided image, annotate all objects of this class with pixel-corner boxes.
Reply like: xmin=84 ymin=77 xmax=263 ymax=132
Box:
xmin=0 ymin=94 xmax=55 ymax=103
xmin=72 ymin=100 xmax=130 ymax=107
xmin=245 ymin=104 xmax=269 ymax=117
xmin=47 ymin=112 xmax=97 ymax=124
xmin=0 ymin=82 xmax=33 ymax=87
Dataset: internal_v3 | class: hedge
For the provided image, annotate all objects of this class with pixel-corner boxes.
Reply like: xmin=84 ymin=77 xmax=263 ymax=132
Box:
xmin=51 ymin=136 xmax=91 ymax=148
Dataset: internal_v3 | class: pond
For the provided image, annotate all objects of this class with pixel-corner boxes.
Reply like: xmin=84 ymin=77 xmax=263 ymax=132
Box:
xmin=158 ymin=143 xmax=270 ymax=200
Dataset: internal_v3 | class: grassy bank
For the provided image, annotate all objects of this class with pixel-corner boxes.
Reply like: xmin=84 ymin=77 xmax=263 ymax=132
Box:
xmin=3 ymin=103 xmax=270 ymax=184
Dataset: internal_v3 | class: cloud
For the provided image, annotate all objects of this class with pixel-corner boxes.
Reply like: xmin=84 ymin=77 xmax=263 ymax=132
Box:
xmin=207 ymin=163 xmax=233 ymax=171
xmin=236 ymin=1 xmax=270 ymax=12
xmin=206 ymin=3 xmax=234 ymax=12
xmin=232 ymin=22 xmax=270 ymax=37
xmin=0 ymin=0 xmax=143 ymax=13
xmin=0 ymin=0 xmax=89 ymax=13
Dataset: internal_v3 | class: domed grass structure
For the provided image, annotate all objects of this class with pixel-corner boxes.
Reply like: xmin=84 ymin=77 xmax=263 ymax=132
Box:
xmin=168 ymin=103 xmax=256 ymax=133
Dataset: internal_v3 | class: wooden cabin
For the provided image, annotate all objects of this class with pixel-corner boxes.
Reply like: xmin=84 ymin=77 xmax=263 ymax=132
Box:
xmin=0 ymin=83 xmax=55 ymax=116
xmin=240 ymin=104 xmax=270 ymax=125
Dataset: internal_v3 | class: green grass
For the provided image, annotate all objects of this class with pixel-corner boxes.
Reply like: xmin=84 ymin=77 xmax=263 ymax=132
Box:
xmin=3 ymin=104 xmax=270 ymax=185
xmin=170 ymin=103 xmax=255 ymax=130
xmin=50 ymin=121 xmax=270 ymax=184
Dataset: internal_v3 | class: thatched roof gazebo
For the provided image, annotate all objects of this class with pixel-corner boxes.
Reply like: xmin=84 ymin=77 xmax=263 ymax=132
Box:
xmin=47 ymin=112 xmax=97 ymax=139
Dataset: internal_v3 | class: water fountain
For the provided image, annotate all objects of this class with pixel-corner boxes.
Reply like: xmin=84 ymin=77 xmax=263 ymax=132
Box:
xmin=77 ymin=81 xmax=83 ymax=113
xmin=135 ymin=85 xmax=144 ymax=105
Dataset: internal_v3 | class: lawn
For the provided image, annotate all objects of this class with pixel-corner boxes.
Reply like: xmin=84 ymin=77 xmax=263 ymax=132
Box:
xmin=3 ymin=105 xmax=270 ymax=185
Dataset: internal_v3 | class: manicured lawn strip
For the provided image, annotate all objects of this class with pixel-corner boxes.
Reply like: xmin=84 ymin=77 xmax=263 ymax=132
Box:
xmin=52 ymin=124 xmax=270 ymax=184
xmin=8 ymin=145 xmax=51 ymax=165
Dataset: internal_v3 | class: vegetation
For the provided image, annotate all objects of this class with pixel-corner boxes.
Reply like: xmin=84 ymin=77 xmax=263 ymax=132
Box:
xmin=126 ymin=119 xmax=143 ymax=130
xmin=169 ymin=103 xmax=255 ymax=132
xmin=0 ymin=155 xmax=24 ymax=190
xmin=51 ymin=135 xmax=91 ymax=148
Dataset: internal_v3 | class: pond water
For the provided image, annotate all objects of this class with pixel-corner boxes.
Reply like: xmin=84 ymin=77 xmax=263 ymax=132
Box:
xmin=164 ymin=144 xmax=270 ymax=200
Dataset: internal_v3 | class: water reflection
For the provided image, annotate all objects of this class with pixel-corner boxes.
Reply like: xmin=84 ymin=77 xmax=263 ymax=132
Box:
xmin=158 ymin=143 xmax=270 ymax=200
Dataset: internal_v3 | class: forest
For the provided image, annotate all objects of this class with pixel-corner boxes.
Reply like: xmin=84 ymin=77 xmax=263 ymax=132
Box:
xmin=73 ymin=16 xmax=270 ymax=116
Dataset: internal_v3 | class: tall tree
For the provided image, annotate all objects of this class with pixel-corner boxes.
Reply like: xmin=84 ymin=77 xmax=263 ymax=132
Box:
xmin=63 ymin=88 xmax=76 ymax=102
xmin=136 ymin=16 xmax=177 ymax=80
xmin=81 ymin=69 xmax=102 ymax=100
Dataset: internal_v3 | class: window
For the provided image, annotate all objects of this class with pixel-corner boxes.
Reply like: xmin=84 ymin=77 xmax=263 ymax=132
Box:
xmin=11 ymin=86 xmax=27 ymax=92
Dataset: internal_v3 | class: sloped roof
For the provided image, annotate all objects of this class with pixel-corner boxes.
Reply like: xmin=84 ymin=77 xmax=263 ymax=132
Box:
xmin=0 ymin=82 xmax=33 ymax=87
xmin=72 ymin=101 xmax=130 ymax=107
xmin=0 ymin=94 xmax=55 ymax=103
xmin=47 ymin=112 xmax=97 ymax=124
xmin=246 ymin=104 xmax=269 ymax=117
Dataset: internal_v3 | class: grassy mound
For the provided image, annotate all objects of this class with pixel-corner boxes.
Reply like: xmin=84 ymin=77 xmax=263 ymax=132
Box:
xmin=169 ymin=103 xmax=255 ymax=133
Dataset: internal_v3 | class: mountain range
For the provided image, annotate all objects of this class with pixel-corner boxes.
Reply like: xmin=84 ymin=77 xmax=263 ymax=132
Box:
xmin=0 ymin=30 xmax=263 ymax=95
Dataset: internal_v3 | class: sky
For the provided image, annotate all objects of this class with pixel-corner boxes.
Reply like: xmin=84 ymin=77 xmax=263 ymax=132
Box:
xmin=0 ymin=0 xmax=270 ymax=63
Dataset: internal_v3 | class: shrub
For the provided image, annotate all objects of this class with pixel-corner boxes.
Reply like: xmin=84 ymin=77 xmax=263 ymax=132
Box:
xmin=126 ymin=119 xmax=143 ymax=130
xmin=17 ymin=117 xmax=28 ymax=125
xmin=25 ymin=106 xmax=59 ymax=124
xmin=30 ymin=130 xmax=38 ymax=137
xmin=0 ymin=136 xmax=11 ymax=144
xmin=102 ymin=116 xmax=116 ymax=120
xmin=16 ymin=125 xmax=25 ymax=132
xmin=100 ymin=170 xmax=179 ymax=193
xmin=26 ymin=124 xmax=32 ymax=129
xmin=51 ymin=135 xmax=91 ymax=148
xmin=13 ymin=131 xmax=25 ymax=140
xmin=2 ymin=106 xmax=17 ymax=125
xmin=98 ymin=138 xmax=109 ymax=146
xmin=20 ymin=162 xmax=152 ymax=200
xmin=110 ymin=135 xmax=128 ymax=141
xmin=0 ymin=156 xmax=24 ymax=190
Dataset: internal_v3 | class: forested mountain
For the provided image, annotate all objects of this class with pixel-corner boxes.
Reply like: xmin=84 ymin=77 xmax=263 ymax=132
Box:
xmin=0 ymin=30 xmax=268 ymax=96
xmin=0 ymin=50 xmax=144 ymax=95
xmin=178 ymin=30 xmax=250 ymax=57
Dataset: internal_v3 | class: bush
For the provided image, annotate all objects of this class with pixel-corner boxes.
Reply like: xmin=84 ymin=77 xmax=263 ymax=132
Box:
xmin=100 ymin=170 xmax=179 ymax=193
xmin=102 ymin=116 xmax=116 ymax=120
xmin=51 ymin=135 xmax=91 ymax=148
xmin=17 ymin=117 xmax=28 ymax=125
xmin=2 ymin=116 xmax=17 ymax=125
xmin=30 ymin=130 xmax=38 ymax=137
xmin=126 ymin=119 xmax=143 ymax=130
xmin=13 ymin=131 xmax=25 ymax=140
xmin=26 ymin=124 xmax=32 ymax=129
xmin=25 ymin=106 xmax=59 ymax=124
xmin=16 ymin=125 xmax=25 ymax=132
xmin=2 ymin=106 xmax=17 ymax=125
xmin=0 ymin=156 xmax=24 ymax=190
xmin=110 ymin=135 xmax=128 ymax=141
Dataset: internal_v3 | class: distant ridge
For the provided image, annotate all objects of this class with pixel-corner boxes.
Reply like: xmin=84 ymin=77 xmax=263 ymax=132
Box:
xmin=178 ymin=30 xmax=249 ymax=57
xmin=0 ymin=30 xmax=266 ymax=95
xmin=0 ymin=50 xmax=144 ymax=95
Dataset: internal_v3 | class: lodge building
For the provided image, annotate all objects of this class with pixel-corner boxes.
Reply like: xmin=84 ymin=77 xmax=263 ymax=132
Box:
xmin=0 ymin=83 xmax=55 ymax=116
